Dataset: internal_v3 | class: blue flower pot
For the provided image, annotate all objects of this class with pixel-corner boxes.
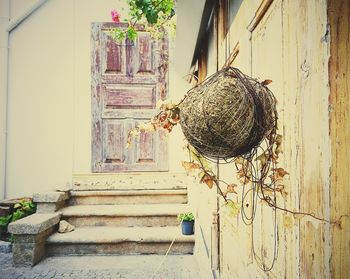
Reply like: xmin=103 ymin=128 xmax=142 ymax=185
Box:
xmin=181 ymin=221 xmax=194 ymax=235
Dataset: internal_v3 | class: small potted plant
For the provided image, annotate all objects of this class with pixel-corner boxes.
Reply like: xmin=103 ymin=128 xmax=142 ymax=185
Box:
xmin=178 ymin=212 xmax=195 ymax=235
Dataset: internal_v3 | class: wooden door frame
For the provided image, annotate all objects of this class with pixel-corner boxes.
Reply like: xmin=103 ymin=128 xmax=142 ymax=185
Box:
xmin=91 ymin=22 xmax=169 ymax=173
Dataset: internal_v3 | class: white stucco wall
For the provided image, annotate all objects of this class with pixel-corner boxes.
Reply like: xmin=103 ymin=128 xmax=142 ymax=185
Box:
xmin=7 ymin=0 xmax=76 ymax=198
xmin=5 ymin=0 xmax=187 ymax=198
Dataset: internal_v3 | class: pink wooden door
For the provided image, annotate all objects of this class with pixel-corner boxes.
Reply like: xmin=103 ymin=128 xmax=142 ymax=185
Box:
xmin=91 ymin=23 xmax=168 ymax=172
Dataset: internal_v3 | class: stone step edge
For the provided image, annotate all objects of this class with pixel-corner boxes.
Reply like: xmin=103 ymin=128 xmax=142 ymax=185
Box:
xmin=69 ymin=189 xmax=188 ymax=197
xmin=72 ymin=186 xmax=188 ymax=191
xmin=47 ymin=227 xmax=194 ymax=244
xmin=72 ymin=173 xmax=191 ymax=191
xmin=60 ymin=204 xmax=189 ymax=217
xmin=47 ymin=236 xmax=195 ymax=244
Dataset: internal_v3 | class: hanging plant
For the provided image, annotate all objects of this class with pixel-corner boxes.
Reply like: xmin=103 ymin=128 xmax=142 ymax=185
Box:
xmin=126 ymin=66 xmax=346 ymax=271
xmin=109 ymin=0 xmax=176 ymax=42
xmin=127 ymin=67 xmax=343 ymax=225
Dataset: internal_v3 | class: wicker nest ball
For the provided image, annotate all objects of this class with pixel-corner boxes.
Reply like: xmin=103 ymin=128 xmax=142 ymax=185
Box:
xmin=179 ymin=67 xmax=277 ymax=160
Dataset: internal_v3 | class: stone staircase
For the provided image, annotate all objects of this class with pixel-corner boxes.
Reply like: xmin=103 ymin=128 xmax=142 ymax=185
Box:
xmin=45 ymin=174 xmax=195 ymax=257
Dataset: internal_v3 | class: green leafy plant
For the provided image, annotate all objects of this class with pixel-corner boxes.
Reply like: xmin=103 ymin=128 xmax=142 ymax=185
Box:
xmin=0 ymin=214 xmax=12 ymax=229
xmin=110 ymin=0 xmax=176 ymax=42
xmin=128 ymin=0 xmax=174 ymax=24
xmin=12 ymin=199 xmax=36 ymax=222
xmin=0 ymin=199 xmax=36 ymax=241
xmin=177 ymin=212 xmax=195 ymax=222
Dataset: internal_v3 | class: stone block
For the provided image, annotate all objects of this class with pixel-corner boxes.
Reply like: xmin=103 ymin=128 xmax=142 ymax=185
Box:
xmin=36 ymin=201 xmax=65 ymax=213
xmin=8 ymin=213 xmax=61 ymax=235
xmin=13 ymin=226 xmax=54 ymax=243
xmin=33 ymin=192 xmax=69 ymax=203
xmin=8 ymin=213 xmax=61 ymax=266
xmin=33 ymin=191 xmax=69 ymax=213
xmin=12 ymin=242 xmax=45 ymax=267
xmin=12 ymin=227 xmax=54 ymax=266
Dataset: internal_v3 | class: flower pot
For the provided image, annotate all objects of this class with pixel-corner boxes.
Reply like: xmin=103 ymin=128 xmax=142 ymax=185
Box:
xmin=181 ymin=220 xmax=194 ymax=235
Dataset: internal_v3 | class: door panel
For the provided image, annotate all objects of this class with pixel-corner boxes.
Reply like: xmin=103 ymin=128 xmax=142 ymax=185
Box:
xmin=102 ymin=120 xmax=125 ymax=164
xmin=103 ymin=84 xmax=157 ymax=110
xmin=102 ymin=34 xmax=124 ymax=74
xmin=91 ymin=23 xmax=168 ymax=172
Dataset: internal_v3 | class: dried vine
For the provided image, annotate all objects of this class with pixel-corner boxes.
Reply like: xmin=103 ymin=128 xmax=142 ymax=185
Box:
xmin=126 ymin=68 xmax=346 ymax=271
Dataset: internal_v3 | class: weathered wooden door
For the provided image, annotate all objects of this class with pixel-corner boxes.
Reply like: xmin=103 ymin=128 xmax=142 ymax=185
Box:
xmin=91 ymin=23 xmax=168 ymax=172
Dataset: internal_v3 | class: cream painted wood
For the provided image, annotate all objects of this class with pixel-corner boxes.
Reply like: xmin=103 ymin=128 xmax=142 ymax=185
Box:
xmin=205 ymin=0 xmax=332 ymax=278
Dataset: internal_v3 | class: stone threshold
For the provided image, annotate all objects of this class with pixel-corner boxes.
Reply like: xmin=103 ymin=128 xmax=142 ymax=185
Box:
xmin=72 ymin=172 xmax=191 ymax=191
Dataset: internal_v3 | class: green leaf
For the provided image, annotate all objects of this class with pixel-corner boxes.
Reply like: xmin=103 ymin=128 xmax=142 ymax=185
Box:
xmin=12 ymin=210 xmax=25 ymax=222
xmin=177 ymin=212 xmax=194 ymax=222
xmin=126 ymin=26 xmax=137 ymax=41
xmin=225 ymin=200 xmax=241 ymax=218
xmin=188 ymin=145 xmax=212 ymax=172
xmin=146 ymin=10 xmax=158 ymax=24
xmin=0 ymin=214 xmax=12 ymax=227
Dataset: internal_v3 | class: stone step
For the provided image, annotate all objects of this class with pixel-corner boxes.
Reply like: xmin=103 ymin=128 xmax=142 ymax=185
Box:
xmin=69 ymin=189 xmax=188 ymax=205
xmin=60 ymin=204 xmax=188 ymax=227
xmin=46 ymin=226 xmax=194 ymax=256
xmin=72 ymin=173 xmax=190 ymax=191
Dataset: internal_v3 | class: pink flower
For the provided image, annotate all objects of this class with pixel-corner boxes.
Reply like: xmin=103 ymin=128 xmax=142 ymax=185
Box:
xmin=111 ymin=9 xmax=121 ymax=22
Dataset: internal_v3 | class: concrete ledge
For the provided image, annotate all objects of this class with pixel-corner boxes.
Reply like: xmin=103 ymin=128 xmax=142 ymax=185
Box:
xmin=33 ymin=192 xmax=69 ymax=203
xmin=8 ymin=213 xmax=61 ymax=267
xmin=8 ymin=213 xmax=61 ymax=235
xmin=33 ymin=191 xmax=69 ymax=213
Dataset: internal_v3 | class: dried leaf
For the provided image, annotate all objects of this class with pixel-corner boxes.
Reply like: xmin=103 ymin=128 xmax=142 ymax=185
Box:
xmin=156 ymin=100 xmax=175 ymax=110
xmin=170 ymin=107 xmax=181 ymax=123
xmin=182 ymin=161 xmax=200 ymax=175
xmin=272 ymin=168 xmax=289 ymax=178
xmin=274 ymin=184 xmax=288 ymax=199
xmin=188 ymin=145 xmax=212 ymax=172
xmin=261 ymin=79 xmax=273 ymax=86
xmin=158 ymin=112 xmax=168 ymax=122
xmin=138 ymin=122 xmax=156 ymax=132
xmin=275 ymin=134 xmax=283 ymax=155
xmin=200 ymin=174 xmax=216 ymax=189
xmin=226 ymin=183 xmax=238 ymax=194
xmin=275 ymin=134 xmax=283 ymax=145
xmin=256 ymin=152 xmax=269 ymax=167
xmin=235 ymin=157 xmax=245 ymax=166
xmin=161 ymin=120 xmax=173 ymax=132
xmin=126 ymin=129 xmax=141 ymax=148
xmin=261 ymin=186 xmax=274 ymax=194
xmin=271 ymin=152 xmax=279 ymax=164
xmin=236 ymin=168 xmax=250 ymax=184
xmin=280 ymin=189 xmax=288 ymax=200
xmin=240 ymin=177 xmax=250 ymax=185
xmin=236 ymin=168 xmax=246 ymax=179
xmin=223 ymin=183 xmax=239 ymax=197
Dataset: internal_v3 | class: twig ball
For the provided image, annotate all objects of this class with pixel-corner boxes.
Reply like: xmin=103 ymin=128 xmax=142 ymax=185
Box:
xmin=179 ymin=67 xmax=277 ymax=159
